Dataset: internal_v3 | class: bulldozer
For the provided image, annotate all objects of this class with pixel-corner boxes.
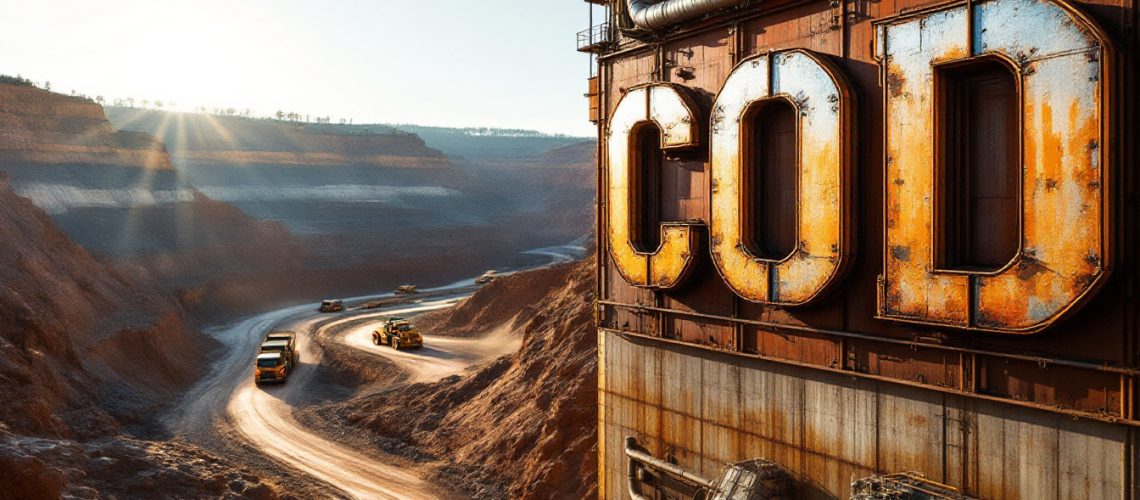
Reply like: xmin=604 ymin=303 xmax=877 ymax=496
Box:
xmin=371 ymin=317 xmax=423 ymax=350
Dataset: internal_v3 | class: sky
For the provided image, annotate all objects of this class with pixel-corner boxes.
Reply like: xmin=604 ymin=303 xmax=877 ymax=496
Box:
xmin=0 ymin=0 xmax=597 ymax=136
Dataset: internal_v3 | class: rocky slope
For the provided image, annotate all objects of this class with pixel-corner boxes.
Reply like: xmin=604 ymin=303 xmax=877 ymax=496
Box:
xmin=454 ymin=140 xmax=596 ymax=261
xmin=526 ymin=140 xmax=596 ymax=241
xmin=0 ymin=171 xmax=196 ymax=436
xmin=322 ymin=258 xmax=598 ymax=499
xmin=0 ymin=86 xmax=170 ymax=169
xmin=0 ymin=83 xmax=307 ymax=316
xmin=0 ymin=172 xmax=278 ymax=498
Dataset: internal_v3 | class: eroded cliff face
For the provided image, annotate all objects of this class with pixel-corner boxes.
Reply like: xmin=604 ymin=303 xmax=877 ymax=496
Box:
xmin=0 ymin=171 xmax=196 ymax=436
xmin=0 ymin=172 xmax=280 ymax=498
xmin=0 ymin=83 xmax=307 ymax=316
xmin=0 ymin=85 xmax=171 ymax=169
xmin=106 ymin=107 xmax=449 ymax=169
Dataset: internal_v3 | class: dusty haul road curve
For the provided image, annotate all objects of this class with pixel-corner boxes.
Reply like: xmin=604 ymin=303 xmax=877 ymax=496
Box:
xmin=171 ymin=290 xmax=519 ymax=499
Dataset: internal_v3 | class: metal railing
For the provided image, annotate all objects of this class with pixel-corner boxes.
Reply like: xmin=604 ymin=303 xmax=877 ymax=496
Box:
xmin=577 ymin=22 xmax=613 ymax=51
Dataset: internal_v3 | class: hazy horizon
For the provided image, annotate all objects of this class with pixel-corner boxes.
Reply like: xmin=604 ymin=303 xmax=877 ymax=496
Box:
xmin=0 ymin=0 xmax=596 ymax=136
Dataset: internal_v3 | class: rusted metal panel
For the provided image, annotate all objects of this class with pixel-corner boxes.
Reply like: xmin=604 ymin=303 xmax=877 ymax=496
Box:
xmin=589 ymin=76 xmax=602 ymax=122
xmin=662 ymin=267 xmax=737 ymax=349
xmin=1055 ymin=418 xmax=1126 ymax=499
xmin=659 ymin=157 xmax=706 ymax=222
xmin=801 ymin=377 xmax=878 ymax=482
xmin=602 ymin=331 xmax=1133 ymax=499
xmin=661 ymin=347 xmax=705 ymax=471
xmin=852 ymin=340 xmax=963 ymax=388
xmin=876 ymin=0 xmax=1113 ymax=333
xmin=971 ymin=403 xmax=1126 ymax=499
xmin=593 ymin=0 xmax=1137 ymax=496
xmin=737 ymin=359 xmax=805 ymax=469
xmin=978 ymin=357 xmax=1121 ymax=412
xmin=747 ymin=326 xmax=842 ymax=368
xmin=875 ymin=386 xmax=947 ymax=479
xmin=708 ymin=50 xmax=855 ymax=305
xmin=606 ymin=52 xmax=658 ymax=110
xmin=665 ymin=29 xmax=734 ymax=94
xmin=741 ymin=4 xmax=844 ymax=57
xmin=673 ymin=317 xmax=735 ymax=348
xmin=606 ymin=84 xmax=703 ymax=289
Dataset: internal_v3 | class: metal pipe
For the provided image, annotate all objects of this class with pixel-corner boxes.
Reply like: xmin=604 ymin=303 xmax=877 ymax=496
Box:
xmin=598 ymin=299 xmax=1140 ymax=376
xmin=625 ymin=436 xmax=718 ymax=492
xmin=626 ymin=437 xmax=651 ymax=500
xmin=626 ymin=0 xmax=744 ymax=30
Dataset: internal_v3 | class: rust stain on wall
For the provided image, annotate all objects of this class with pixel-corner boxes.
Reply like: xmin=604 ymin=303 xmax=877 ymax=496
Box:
xmin=606 ymin=84 xmax=703 ymax=289
xmin=591 ymin=0 xmax=1135 ymax=497
xmin=877 ymin=0 xmax=1111 ymax=333
xmin=708 ymin=50 xmax=854 ymax=306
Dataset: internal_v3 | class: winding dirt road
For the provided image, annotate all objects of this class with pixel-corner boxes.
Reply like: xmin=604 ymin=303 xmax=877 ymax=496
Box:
xmin=342 ymin=316 xmax=520 ymax=383
xmin=173 ymin=292 xmax=519 ymax=499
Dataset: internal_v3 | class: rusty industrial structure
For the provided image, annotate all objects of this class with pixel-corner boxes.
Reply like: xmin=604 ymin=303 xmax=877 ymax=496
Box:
xmin=582 ymin=0 xmax=1138 ymax=497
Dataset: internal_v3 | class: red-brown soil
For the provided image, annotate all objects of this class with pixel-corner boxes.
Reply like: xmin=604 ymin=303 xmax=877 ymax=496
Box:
xmin=0 ymin=172 xmax=279 ymax=497
xmin=0 ymin=429 xmax=278 ymax=500
xmin=0 ymin=85 xmax=171 ymax=169
xmin=324 ymin=258 xmax=598 ymax=499
xmin=0 ymin=171 xmax=194 ymax=436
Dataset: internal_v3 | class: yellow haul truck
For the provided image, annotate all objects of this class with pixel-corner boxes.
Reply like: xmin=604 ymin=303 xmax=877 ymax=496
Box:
xmin=255 ymin=335 xmax=298 ymax=384
xmin=371 ymin=317 xmax=423 ymax=350
xmin=254 ymin=352 xmax=289 ymax=384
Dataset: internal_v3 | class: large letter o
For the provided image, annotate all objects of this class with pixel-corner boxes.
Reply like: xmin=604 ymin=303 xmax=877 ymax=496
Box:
xmin=708 ymin=50 xmax=855 ymax=305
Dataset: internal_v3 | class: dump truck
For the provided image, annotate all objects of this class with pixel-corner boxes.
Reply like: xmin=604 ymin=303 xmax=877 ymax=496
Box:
xmin=259 ymin=339 xmax=299 ymax=365
xmin=254 ymin=352 xmax=290 ymax=384
xmin=318 ymin=299 xmax=344 ymax=312
xmin=394 ymin=285 xmax=418 ymax=295
xmin=264 ymin=330 xmax=296 ymax=348
xmin=256 ymin=335 xmax=298 ymax=385
xmin=371 ymin=318 xmax=423 ymax=350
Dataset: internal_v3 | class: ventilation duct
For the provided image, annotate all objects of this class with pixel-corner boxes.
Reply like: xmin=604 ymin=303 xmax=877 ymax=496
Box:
xmin=625 ymin=0 xmax=744 ymax=30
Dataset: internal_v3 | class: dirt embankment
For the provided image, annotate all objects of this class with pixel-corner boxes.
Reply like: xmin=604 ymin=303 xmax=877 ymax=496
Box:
xmin=414 ymin=264 xmax=580 ymax=338
xmin=112 ymin=190 xmax=308 ymax=317
xmin=0 ymin=173 xmax=278 ymax=498
xmin=0 ymin=172 xmax=193 ymax=437
xmin=323 ymin=259 xmax=597 ymax=499
xmin=0 ymin=85 xmax=171 ymax=169
xmin=106 ymin=107 xmax=450 ymax=168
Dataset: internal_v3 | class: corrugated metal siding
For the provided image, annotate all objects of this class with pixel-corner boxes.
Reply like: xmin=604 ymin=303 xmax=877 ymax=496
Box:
xmin=602 ymin=330 xmax=1131 ymax=498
